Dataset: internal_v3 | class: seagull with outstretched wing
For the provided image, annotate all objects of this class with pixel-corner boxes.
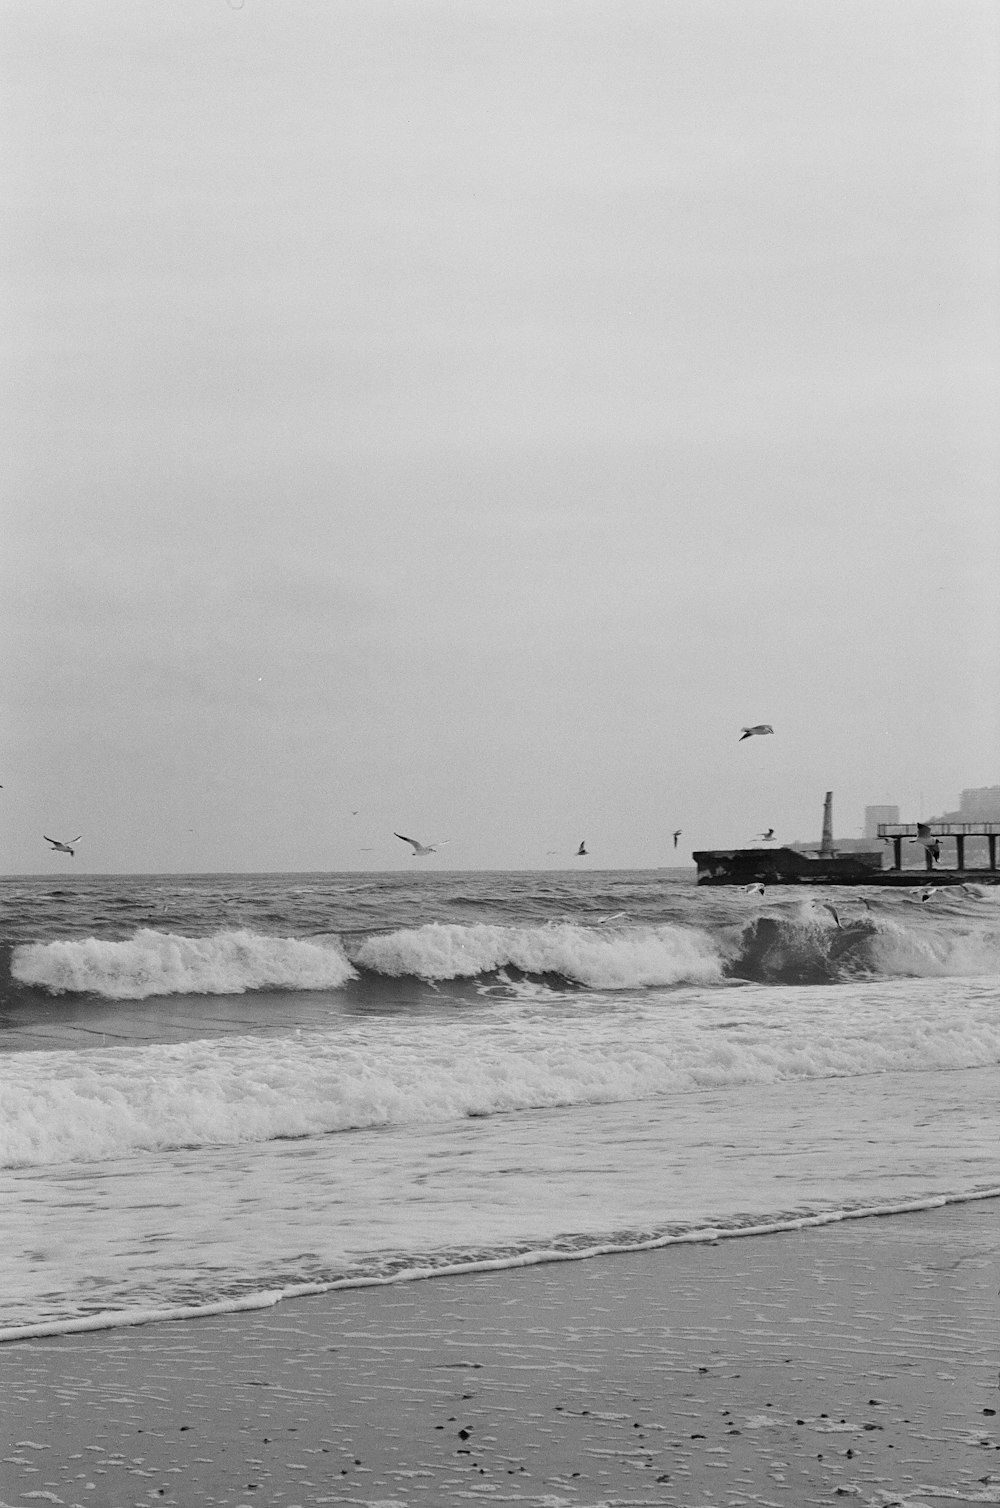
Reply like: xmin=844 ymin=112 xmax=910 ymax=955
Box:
xmin=394 ymin=832 xmax=449 ymax=856
xmin=739 ymin=725 xmax=774 ymax=741
xmin=44 ymin=835 xmax=81 ymax=856
xmin=909 ymin=822 xmax=941 ymax=864
xmin=576 ymin=841 xmax=588 ymax=856
xmin=672 ymin=829 xmax=682 ymax=848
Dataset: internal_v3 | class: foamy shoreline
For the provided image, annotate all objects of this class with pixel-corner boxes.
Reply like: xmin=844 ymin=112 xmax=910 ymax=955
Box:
xmin=1 ymin=1199 xmax=996 ymax=1506
xmin=3 ymin=1184 xmax=999 ymax=1346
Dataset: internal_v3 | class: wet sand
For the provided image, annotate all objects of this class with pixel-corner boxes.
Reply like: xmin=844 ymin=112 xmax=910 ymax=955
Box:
xmin=1 ymin=1199 xmax=997 ymax=1507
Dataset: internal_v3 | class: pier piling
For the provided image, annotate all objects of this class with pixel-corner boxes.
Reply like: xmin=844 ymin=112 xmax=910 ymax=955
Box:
xmin=878 ymin=820 xmax=1000 ymax=874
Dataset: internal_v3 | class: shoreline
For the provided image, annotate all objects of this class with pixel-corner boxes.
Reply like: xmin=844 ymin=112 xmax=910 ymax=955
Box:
xmin=4 ymin=1183 xmax=999 ymax=1347
xmin=2 ymin=1199 xmax=997 ymax=1506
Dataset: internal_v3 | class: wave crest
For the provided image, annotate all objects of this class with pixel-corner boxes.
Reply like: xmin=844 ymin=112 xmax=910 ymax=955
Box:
xmin=12 ymin=928 xmax=356 ymax=1000
xmin=350 ymin=920 xmax=724 ymax=988
xmin=8 ymin=904 xmax=1000 ymax=1004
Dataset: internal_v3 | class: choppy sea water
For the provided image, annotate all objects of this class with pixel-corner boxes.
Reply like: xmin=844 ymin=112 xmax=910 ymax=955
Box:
xmin=1 ymin=869 xmax=998 ymax=1340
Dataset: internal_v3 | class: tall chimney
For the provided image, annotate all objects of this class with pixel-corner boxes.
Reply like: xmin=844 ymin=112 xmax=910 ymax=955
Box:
xmin=819 ymin=791 xmax=835 ymax=858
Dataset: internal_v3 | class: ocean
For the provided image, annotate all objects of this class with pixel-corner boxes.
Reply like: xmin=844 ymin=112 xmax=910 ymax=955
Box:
xmin=1 ymin=869 xmax=998 ymax=1343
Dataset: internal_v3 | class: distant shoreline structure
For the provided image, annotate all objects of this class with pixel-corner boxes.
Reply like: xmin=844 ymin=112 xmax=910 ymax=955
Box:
xmin=694 ymin=791 xmax=1000 ymax=887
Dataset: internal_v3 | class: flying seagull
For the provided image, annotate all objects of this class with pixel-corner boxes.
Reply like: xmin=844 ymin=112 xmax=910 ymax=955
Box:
xmin=672 ymin=829 xmax=682 ymax=848
xmin=918 ymin=885 xmax=939 ymax=903
xmin=744 ymin=882 xmax=765 ymax=896
xmin=909 ymin=822 xmax=941 ymax=864
xmin=822 ymin=902 xmax=843 ymax=929
xmin=739 ymin=725 xmax=774 ymax=740
xmin=394 ymin=832 xmax=449 ymax=856
xmin=44 ymin=835 xmax=81 ymax=856
xmin=576 ymin=841 xmax=588 ymax=856
xmin=757 ymin=828 xmax=775 ymax=841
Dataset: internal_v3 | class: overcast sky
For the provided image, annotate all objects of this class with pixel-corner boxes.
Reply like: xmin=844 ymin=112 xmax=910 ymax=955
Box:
xmin=3 ymin=0 xmax=998 ymax=873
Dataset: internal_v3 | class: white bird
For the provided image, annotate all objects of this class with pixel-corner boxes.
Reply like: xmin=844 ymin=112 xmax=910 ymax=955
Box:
xmin=757 ymin=828 xmax=775 ymax=841
xmin=909 ymin=822 xmax=941 ymax=862
xmin=918 ymin=885 xmax=939 ymax=903
xmin=744 ymin=882 xmax=765 ymax=896
xmin=672 ymin=829 xmax=682 ymax=848
xmin=576 ymin=841 xmax=588 ymax=856
xmin=822 ymin=902 xmax=842 ymax=928
xmin=44 ymin=835 xmax=81 ymax=856
xmin=739 ymin=725 xmax=774 ymax=741
xmin=394 ymin=832 xmax=449 ymax=856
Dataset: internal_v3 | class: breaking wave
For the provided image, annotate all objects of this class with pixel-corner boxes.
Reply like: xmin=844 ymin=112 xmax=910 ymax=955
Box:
xmin=351 ymin=920 xmax=724 ymax=987
xmin=8 ymin=904 xmax=1000 ymax=1004
xmin=11 ymin=928 xmax=356 ymax=1000
xmin=2 ymin=972 xmax=998 ymax=1168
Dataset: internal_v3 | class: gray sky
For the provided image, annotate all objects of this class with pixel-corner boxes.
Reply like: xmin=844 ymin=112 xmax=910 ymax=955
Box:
xmin=3 ymin=0 xmax=998 ymax=873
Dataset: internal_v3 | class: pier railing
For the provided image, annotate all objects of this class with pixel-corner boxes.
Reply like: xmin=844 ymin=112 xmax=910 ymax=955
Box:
xmin=876 ymin=822 xmax=1000 ymax=872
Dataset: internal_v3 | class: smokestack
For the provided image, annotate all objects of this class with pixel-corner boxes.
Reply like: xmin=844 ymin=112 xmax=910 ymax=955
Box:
xmin=820 ymin=791 xmax=835 ymax=858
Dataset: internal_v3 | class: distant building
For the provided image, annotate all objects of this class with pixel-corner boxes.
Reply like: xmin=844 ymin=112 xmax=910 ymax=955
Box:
xmin=864 ymin=804 xmax=899 ymax=841
xmin=930 ymin=786 xmax=1000 ymax=824
xmin=959 ymin=786 xmax=1000 ymax=821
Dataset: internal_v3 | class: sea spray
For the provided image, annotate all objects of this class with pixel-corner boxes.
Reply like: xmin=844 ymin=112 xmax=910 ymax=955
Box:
xmin=3 ymin=974 xmax=998 ymax=1169
xmin=350 ymin=920 xmax=724 ymax=987
xmin=12 ymin=928 xmax=357 ymax=999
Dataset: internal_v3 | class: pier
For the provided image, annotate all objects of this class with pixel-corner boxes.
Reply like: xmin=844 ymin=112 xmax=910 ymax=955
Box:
xmin=877 ymin=821 xmax=1000 ymax=873
xmin=694 ymin=792 xmax=1000 ymax=886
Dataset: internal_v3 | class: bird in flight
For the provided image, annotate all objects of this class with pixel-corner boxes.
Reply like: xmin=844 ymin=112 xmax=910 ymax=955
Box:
xmin=394 ymin=832 xmax=449 ymax=856
xmin=739 ymin=725 xmax=774 ymax=740
xmin=757 ymin=828 xmax=775 ymax=841
xmin=917 ymin=885 xmax=939 ymax=903
xmin=672 ymin=829 xmax=682 ymax=848
xmin=822 ymin=902 xmax=842 ymax=929
xmin=576 ymin=841 xmax=588 ymax=856
xmin=909 ymin=822 xmax=941 ymax=862
xmin=744 ymin=882 xmax=765 ymax=896
xmin=44 ymin=835 xmax=81 ymax=856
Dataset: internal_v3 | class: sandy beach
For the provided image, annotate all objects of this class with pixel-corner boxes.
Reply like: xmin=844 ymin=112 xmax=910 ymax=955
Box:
xmin=1 ymin=1198 xmax=997 ymax=1507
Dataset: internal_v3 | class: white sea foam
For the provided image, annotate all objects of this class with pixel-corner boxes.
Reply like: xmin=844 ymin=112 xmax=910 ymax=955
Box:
xmin=12 ymin=928 xmax=356 ymax=999
xmin=868 ymin=916 xmax=1000 ymax=977
xmin=350 ymin=920 xmax=724 ymax=987
xmin=2 ymin=1186 xmax=997 ymax=1345
xmin=10 ymin=911 xmax=1000 ymax=1003
xmin=2 ymin=975 xmax=997 ymax=1168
